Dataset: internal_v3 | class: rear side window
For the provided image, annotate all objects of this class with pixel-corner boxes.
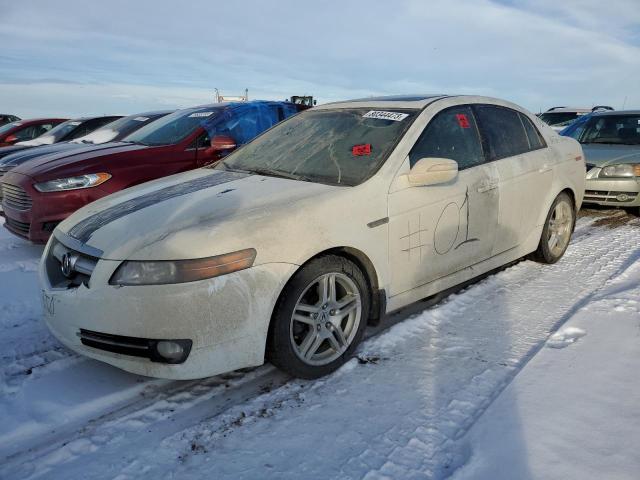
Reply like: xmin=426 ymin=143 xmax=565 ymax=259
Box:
xmin=14 ymin=125 xmax=39 ymax=140
xmin=474 ymin=105 xmax=530 ymax=160
xmin=409 ymin=106 xmax=484 ymax=170
xmin=519 ymin=113 xmax=546 ymax=150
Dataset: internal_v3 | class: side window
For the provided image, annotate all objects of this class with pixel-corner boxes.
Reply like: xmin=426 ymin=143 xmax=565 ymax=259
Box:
xmin=519 ymin=113 xmax=546 ymax=150
xmin=474 ymin=105 xmax=530 ymax=160
xmin=192 ymin=131 xmax=210 ymax=149
xmin=409 ymin=106 xmax=484 ymax=170
xmin=14 ymin=125 xmax=38 ymax=140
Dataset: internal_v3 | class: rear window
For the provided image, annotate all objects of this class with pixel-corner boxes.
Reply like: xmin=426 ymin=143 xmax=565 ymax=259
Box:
xmin=539 ymin=111 xmax=582 ymax=126
xmin=475 ymin=105 xmax=530 ymax=160
xmin=0 ymin=122 xmax=21 ymax=135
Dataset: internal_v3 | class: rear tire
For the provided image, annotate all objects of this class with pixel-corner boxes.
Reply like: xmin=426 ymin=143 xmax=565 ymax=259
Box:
xmin=267 ymin=255 xmax=370 ymax=379
xmin=532 ymin=192 xmax=575 ymax=264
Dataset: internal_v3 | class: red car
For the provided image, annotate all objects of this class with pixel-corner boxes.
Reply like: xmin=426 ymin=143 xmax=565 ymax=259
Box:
xmin=1 ymin=101 xmax=305 ymax=242
xmin=0 ymin=118 xmax=67 ymax=147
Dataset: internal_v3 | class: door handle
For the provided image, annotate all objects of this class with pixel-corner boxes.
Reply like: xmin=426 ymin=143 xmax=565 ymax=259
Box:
xmin=477 ymin=180 xmax=498 ymax=193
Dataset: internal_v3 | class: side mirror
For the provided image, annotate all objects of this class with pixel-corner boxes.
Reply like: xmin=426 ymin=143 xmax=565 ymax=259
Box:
xmin=206 ymin=135 xmax=237 ymax=157
xmin=407 ymin=158 xmax=458 ymax=186
xmin=4 ymin=134 xmax=18 ymax=144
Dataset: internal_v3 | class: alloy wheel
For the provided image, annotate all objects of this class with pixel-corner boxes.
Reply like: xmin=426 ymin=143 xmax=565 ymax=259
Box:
xmin=547 ymin=199 xmax=573 ymax=257
xmin=289 ymin=272 xmax=362 ymax=366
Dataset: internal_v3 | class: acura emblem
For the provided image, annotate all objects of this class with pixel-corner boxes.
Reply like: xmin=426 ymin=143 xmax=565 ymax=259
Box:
xmin=61 ymin=253 xmax=77 ymax=278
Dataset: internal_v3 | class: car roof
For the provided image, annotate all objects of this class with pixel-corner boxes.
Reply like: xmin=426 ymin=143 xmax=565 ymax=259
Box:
xmin=188 ymin=100 xmax=298 ymax=110
xmin=17 ymin=118 xmax=67 ymax=122
xmin=70 ymin=115 xmax=122 ymax=121
xmin=317 ymin=94 xmax=449 ymax=110
xmin=544 ymin=107 xmax=592 ymax=113
xmin=591 ymin=109 xmax=640 ymax=116
xmin=127 ymin=110 xmax=175 ymax=117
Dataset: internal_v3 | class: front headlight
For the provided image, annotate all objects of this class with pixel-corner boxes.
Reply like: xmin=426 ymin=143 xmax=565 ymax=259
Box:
xmin=34 ymin=173 xmax=111 ymax=192
xmin=109 ymin=248 xmax=257 ymax=286
xmin=599 ymin=164 xmax=640 ymax=178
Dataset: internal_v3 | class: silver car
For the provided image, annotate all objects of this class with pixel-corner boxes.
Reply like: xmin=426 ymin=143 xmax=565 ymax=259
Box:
xmin=563 ymin=110 xmax=640 ymax=214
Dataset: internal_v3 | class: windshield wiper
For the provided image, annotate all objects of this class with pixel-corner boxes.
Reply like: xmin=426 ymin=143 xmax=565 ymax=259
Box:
xmin=245 ymin=167 xmax=314 ymax=182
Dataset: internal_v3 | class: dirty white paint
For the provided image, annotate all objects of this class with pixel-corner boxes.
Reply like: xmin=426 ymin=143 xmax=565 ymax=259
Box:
xmin=42 ymin=95 xmax=585 ymax=379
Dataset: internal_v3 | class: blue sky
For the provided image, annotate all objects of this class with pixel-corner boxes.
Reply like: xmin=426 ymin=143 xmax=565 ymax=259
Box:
xmin=1 ymin=0 xmax=639 ymax=118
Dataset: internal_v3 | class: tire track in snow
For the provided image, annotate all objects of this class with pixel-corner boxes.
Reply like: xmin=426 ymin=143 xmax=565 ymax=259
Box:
xmin=2 ymin=214 xmax=638 ymax=480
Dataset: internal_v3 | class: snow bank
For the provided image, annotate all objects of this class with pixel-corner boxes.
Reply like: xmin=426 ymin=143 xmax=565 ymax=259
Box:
xmin=451 ymin=252 xmax=640 ymax=480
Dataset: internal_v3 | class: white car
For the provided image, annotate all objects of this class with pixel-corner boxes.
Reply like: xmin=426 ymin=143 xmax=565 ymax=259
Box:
xmin=40 ymin=95 xmax=585 ymax=380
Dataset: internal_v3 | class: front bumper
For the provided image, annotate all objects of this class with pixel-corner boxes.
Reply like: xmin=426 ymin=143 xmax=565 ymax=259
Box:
xmin=583 ymin=177 xmax=640 ymax=207
xmin=1 ymin=171 xmax=110 ymax=243
xmin=39 ymin=236 xmax=297 ymax=379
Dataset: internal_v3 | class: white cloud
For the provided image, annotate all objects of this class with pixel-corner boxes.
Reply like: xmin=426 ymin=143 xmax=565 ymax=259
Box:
xmin=0 ymin=0 xmax=638 ymax=116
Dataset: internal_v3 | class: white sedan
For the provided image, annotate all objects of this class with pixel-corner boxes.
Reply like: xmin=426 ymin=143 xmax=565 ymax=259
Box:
xmin=40 ymin=95 xmax=585 ymax=379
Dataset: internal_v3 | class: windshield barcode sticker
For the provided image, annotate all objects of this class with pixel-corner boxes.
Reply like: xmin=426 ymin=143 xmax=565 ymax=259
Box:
xmin=133 ymin=116 xmax=149 ymax=122
xmin=363 ymin=111 xmax=409 ymax=122
xmin=189 ymin=112 xmax=213 ymax=118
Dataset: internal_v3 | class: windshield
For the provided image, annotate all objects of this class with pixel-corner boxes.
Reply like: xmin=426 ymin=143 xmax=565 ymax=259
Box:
xmin=19 ymin=119 xmax=82 ymax=145
xmin=539 ymin=112 xmax=586 ymax=126
xmin=0 ymin=122 xmax=23 ymax=135
xmin=578 ymin=115 xmax=640 ymax=145
xmin=124 ymin=107 xmax=221 ymax=146
xmin=560 ymin=113 xmax=592 ymax=138
xmin=215 ymin=108 xmax=418 ymax=186
xmin=71 ymin=113 xmax=166 ymax=144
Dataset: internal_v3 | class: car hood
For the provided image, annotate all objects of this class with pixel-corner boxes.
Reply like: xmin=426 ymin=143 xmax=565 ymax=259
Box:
xmin=57 ymin=168 xmax=339 ymax=261
xmin=0 ymin=142 xmax=90 ymax=169
xmin=10 ymin=142 xmax=147 ymax=179
xmin=581 ymin=144 xmax=640 ymax=167
xmin=0 ymin=145 xmax=30 ymax=161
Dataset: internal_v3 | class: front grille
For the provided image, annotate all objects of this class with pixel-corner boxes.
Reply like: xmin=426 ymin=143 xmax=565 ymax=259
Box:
xmin=5 ymin=216 xmax=30 ymax=236
xmin=1 ymin=183 xmax=32 ymax=211
xmin=584 ymin=190 xmax=638 ymax=203
xmin=45 ymin=238 xmax=99 ymax=288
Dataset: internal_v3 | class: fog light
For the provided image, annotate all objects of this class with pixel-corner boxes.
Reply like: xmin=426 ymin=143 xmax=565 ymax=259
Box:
xmin=616 ymin=193 xmax=630 ymax=202
xmin=151 ymin=339 xmax=192 ymax=364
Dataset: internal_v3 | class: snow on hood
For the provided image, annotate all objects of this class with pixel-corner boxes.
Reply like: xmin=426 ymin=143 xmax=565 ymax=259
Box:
xmin=71 ymin=129 xmax=118 ymax=145
xmin=582 ymin=144 xmax=640 ymax=167
xmin=16 ymin=135 xmax=55 ymax=147
xmin=57 ymin=168 xmax=336 ymax=260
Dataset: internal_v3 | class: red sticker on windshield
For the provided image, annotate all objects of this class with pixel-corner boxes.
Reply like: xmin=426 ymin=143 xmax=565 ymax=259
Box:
xmin=352 ymin=144 xmax=372 ymax=156
xmin=456 ymin=114 xmax=470 ymax=128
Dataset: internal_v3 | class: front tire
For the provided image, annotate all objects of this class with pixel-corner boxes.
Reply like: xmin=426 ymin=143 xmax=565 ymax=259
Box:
xmin=267 ymin=255 xmax=370 ymax=379
xmin=532 ymin=192 xmax=575 ymax=264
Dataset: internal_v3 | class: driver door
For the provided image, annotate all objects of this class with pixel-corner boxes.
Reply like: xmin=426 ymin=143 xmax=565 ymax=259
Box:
xmin=387 ymin=105 xmax=499 ymax=296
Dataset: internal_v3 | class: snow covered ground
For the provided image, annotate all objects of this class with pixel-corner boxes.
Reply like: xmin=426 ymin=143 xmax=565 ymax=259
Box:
xmin=0 ymin=210 xmax=638 ymax=480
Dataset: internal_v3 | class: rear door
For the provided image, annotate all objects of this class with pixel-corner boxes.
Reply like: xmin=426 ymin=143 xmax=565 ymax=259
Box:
xmin=474 ymin=105 xmax=552 ymax=255
xmin=387 ymin=105 xmax=500 ymax=296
